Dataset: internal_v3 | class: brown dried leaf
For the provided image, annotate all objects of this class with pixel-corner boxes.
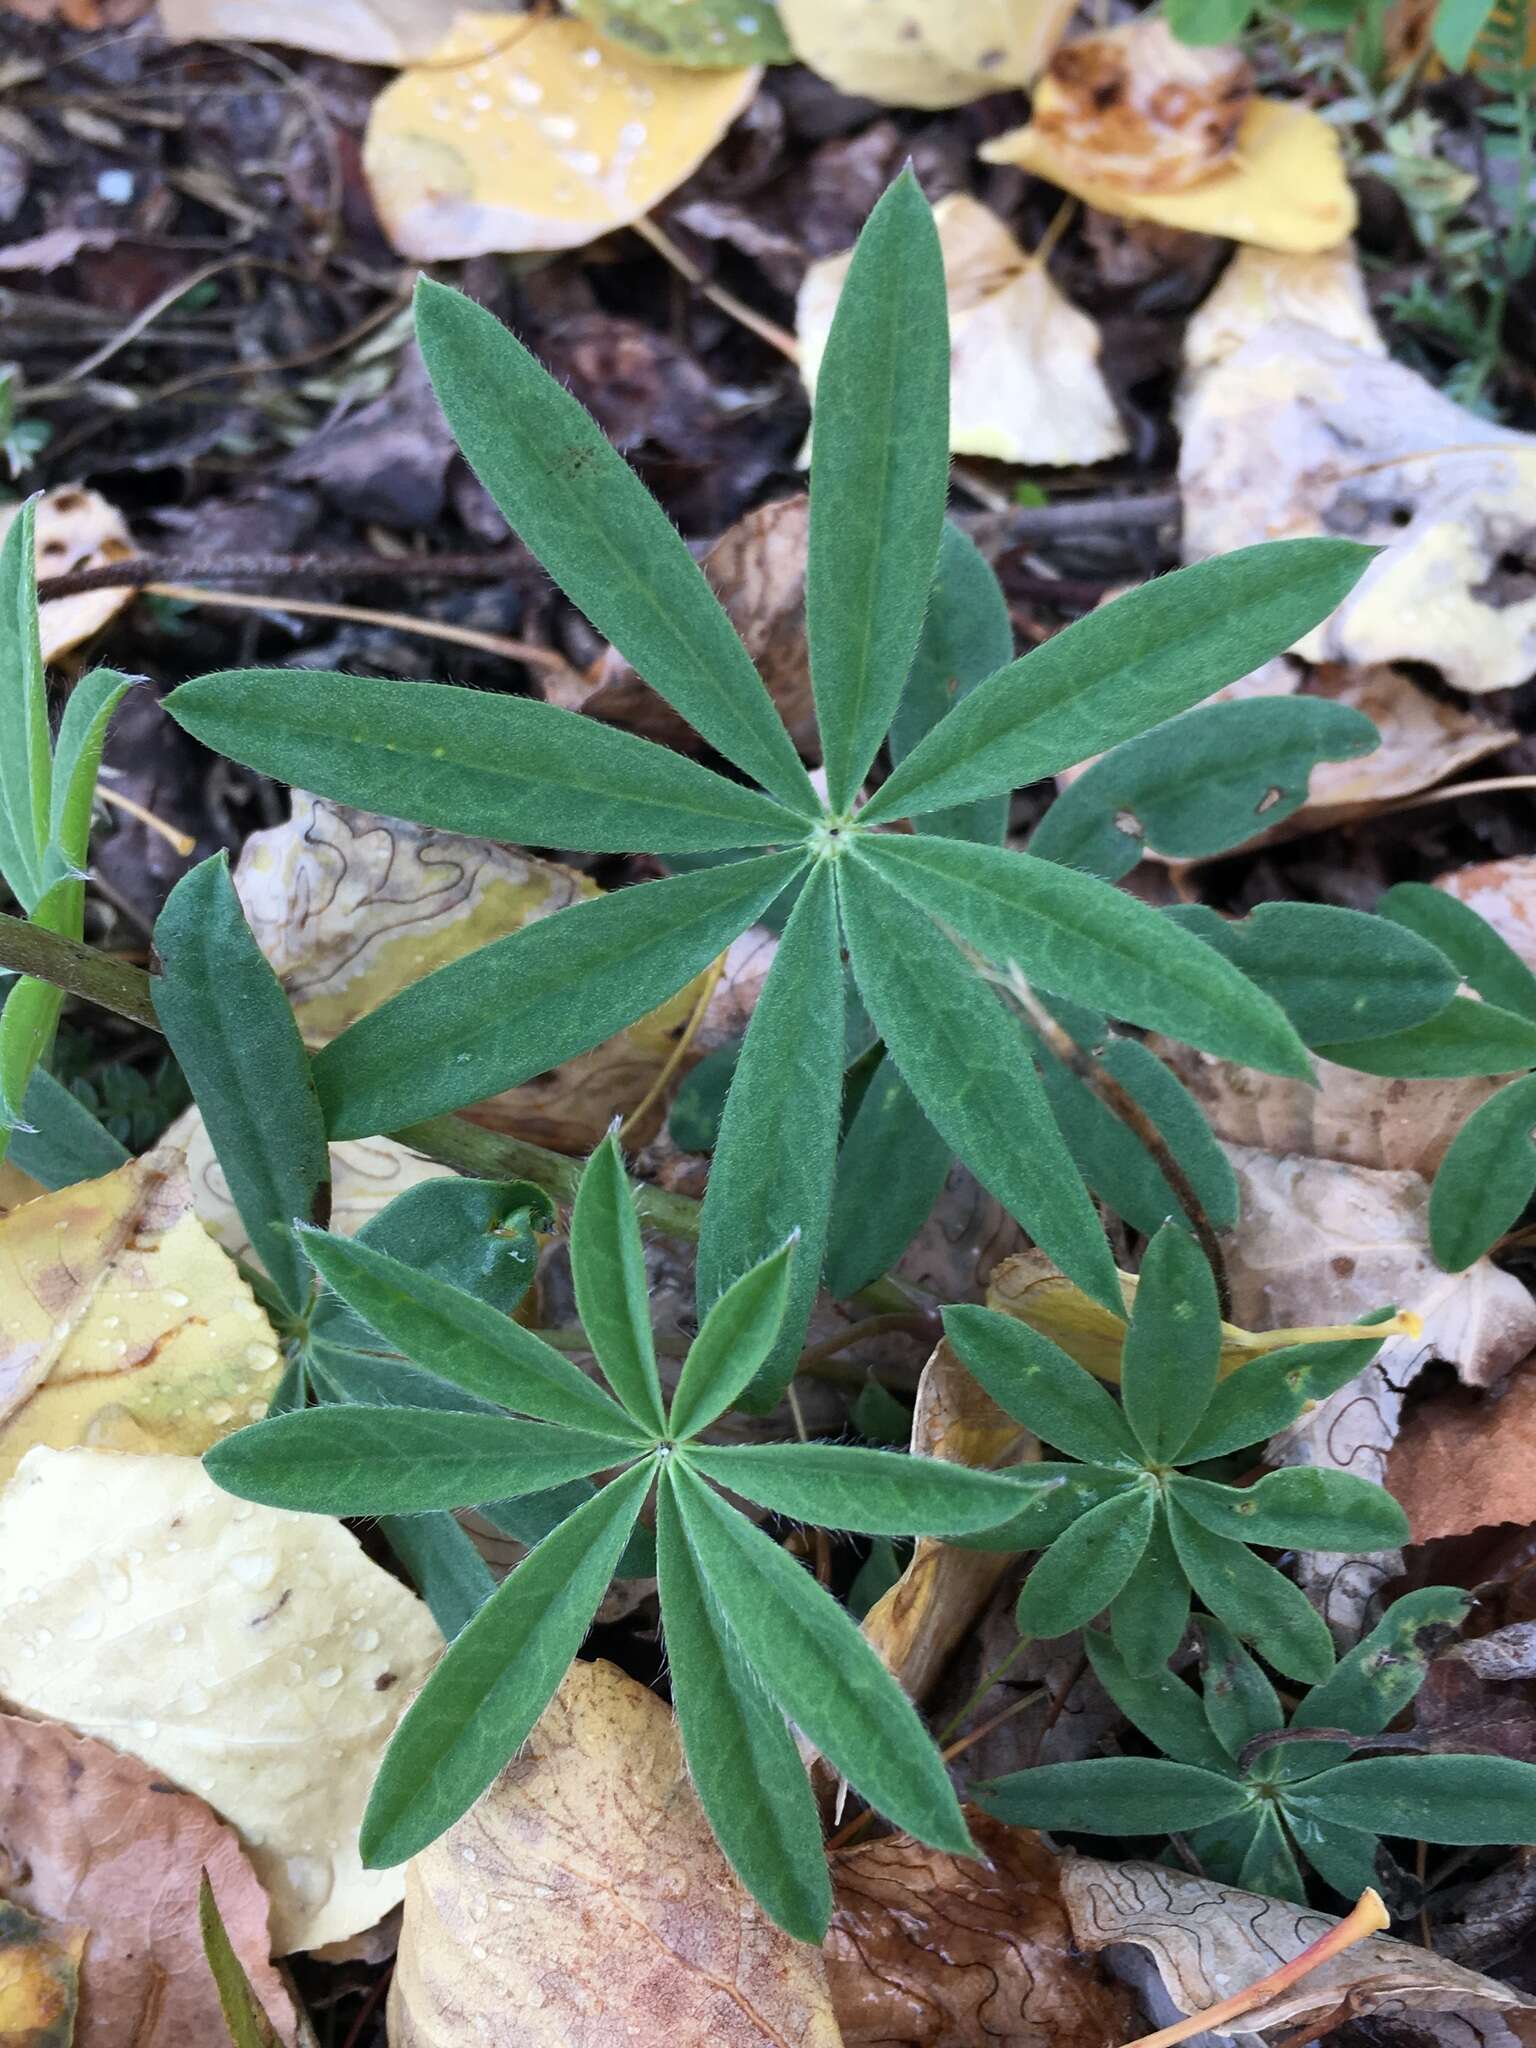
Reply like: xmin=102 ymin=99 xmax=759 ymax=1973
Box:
xmin=779 ymin=0 xmax=1074 ymax=109
xmin=388 ymin=1658 xmax=841 ymax=2048
xmin=825 ymin=1813 xmax=1134 ymax=2046
xmin=1061 ymin=1855 xmax=1536 ymax=2038
xmin=0 ymin=487 xmax=135 ymax=663
xmin=1438 ymin=859 xmax=1536 ymax=976
xmin=0 ymin=1447 xmax=443 ymax=1953
xmin=1388 ymin=1359 xmax=1536 ymax=1543
xmin=0 ymin=1712 xmax=299 ymax=2047
xmin=234 ymin=794 xmax=709 ymax=1150
xmin=159 ymin=0 xmax=520 ymax=62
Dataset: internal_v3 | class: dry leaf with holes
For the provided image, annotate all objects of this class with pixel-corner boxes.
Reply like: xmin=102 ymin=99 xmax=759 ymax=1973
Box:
xmin=798 ymin=194 xmax=1127 ymax=467
xmin=388 ymin=1657 xmax=839 ymax=2048
xmin=234 ymin=794 xmax=708 ymax=1150
xmin=159 ymin=0 xmax=520 ymax=63
xmin=779 ymin=0 xmax=1074 ymax=108
xmin=1388 ymin=1360 xmax=1536 ymax=1543
xmin=1061 ymin=1856 xmax=1536 ymax=2039
xmin=0 ymin=1711 xmax=300 ymax=2047
xmin=0 ymin=489 xmax=135 ymax=663
xmin=825 ymin=1813 xmax=1134 ymax=2047
xmin=0 ymin=1145 xmax=284 ymax=1491
xmin=363 ymin=13 xmax=759 ymax=259
xmin=1439 ymin=859 xmax=1536 ymax=975
xmin=0 ymin=1446 xmax=442 ymax=1953
xmin=983 ymin=21 xmax=1354 ymax=253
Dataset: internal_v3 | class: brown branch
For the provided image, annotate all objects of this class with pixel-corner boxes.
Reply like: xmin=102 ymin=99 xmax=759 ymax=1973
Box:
xmin=35 ymin=550 xmax=523 ymax=604
xmin=0 ymin=912 xmax=160 ymax=1028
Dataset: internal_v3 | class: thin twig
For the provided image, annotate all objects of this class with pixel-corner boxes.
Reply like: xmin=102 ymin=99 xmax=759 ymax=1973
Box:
xmin=0 ymin=912 xmax=159 ymax=1027
xmin=630 ymin=214 xmax=801 ymax=361
xmin=96 ymin=785 xmax=196 ymax=856
xmin=796 ymin=1311 xmax=940 ymax=1381
xmin=36 ymin=550 xmax=524 ymax=603
xmin=618 ymin=953 xmax=724 ymax=1145
xmin=1001 ymin=488 xmax=1181 ymax=539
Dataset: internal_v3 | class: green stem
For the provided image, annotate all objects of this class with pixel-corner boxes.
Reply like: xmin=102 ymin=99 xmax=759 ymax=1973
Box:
xmin=391 ymin=1113 xmax=702 ymax=1237
xmin=0 ymin=910 xmax=159 ymax=1028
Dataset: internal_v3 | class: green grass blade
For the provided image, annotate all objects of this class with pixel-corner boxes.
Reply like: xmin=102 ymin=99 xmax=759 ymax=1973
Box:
xmin=861 ymin=540 xmax=1374 ymax=825
xmin=857 ymin=834 xmax=1310 ymax=1079
xmin=9 ymin=1065 xmax=128 ymax=1186
xmin=670 ymin=1460 xmax=973 ymax=1855
xmin=806 ymin=170 xmax=949 ymax=811
xmin=152 ymin=854 xmax=329 ymax=1313
xmin=685 ymin=1441 xmax=1038 ymax=1536
xmin=1167 ymin=1500 xmax=1335 ymax=1684
xmin=1381 ymin=880 xmax=1536 ymax=1024
xmin=654 ymin=1469 xmax=831 ymax=1941
xmin=1171 ymin=1469 xmax=1409 ymax=1553
xmin=975 ymin=1756 xmax=1250 ymax=1833
xmin=413 ymin=277 xmax=816 ymax=813
xmin=361 ymin=1459 xmax=653 ymax=1867
xmin=314 ymin=849 xmax=806 ymax=1139
xmin=1120 ymin=1223 xmax=1222 ymax=1464
xmin=943 ymin=1303 xmax=1141 ymax=1466
xmin=197 ymin=1873 xmax=284 ymax=2048
xmin=825 ymin=1053 xmax=952 ymax=1300
xmin=668 ymin=1239 xmax=795 ymax=1439
xmin=696 ymin=859 xmax=843 ymax=1405
xmin=570 ymin=1132 xmax=667 ymax=1433
xmin=44 ymin=668 xmax=132 ymax=882
xmin=839 ymin=855 xmax=1121 ymax=1312
xmin=0 ymin=499 xmax=50 ymax=910
xmin=164 ymin=670 xmax=803 ymax=855
xmin=1429 ymin=1071 xmax=1536 ymax=1270
xmin=1015 ymin=1485 xmax=1155 ymax=1637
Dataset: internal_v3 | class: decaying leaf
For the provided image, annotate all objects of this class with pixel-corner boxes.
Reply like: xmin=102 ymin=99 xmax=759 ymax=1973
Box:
xmin=234 ymin=794 xmax=709 ymax=1150
xmin=0 ymin=1900 xmax=80 ymax=2048
xmin=159 ymin=0 xmax=520 ymax=62
xmin=0 ymin=487 xmax=135 ymax=663
xmin=825 ymin=1814 xmax=1134 ymax=2047
xmin=0 ymin=1447 xmax=443 ymax=1953
xmin=566 ymin=0 xmax=792 ymax=66
xmin=363 ymin=13 xmax=759 ymax=259
xmin=798 ymin=195 xmax=1128 ymax=467
xmin=0 ymin=1145 xmax=284 ymax=1491
xmin=1180 ymin=323 xmax=1536 ymax=692
xmin=1182 ymin=242 xmax=1385 ymax=379
xmin=778 ymin=0 xmax=1074 ymax=109
xmin=0 ymin=1160 xmax=45 ymax=1217
xmin=1439 ymin=860 xmax=1536 ymax=975
xmin=1061 ymin=1855 xmax=1536 ymax=2038
xmin=0 ymin=1712 xmax=299 ymax=2047
xmin=388 ymin=1657 xmax=840 ymax=2047
xmin=1389 ymin=1360 xmax=1536 ymax=1543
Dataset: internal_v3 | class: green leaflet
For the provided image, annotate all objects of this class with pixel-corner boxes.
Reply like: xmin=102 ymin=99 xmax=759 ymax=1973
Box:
xmin=943 ymin=1304 xmax=1141 ymax=1468
xmin=163 ymin=670 xmax=801 ymax=856
xmin=202 ymin=1405 xmax=642 ymax=1514
xmin=667 ymin=1240 xmax=795 ymax=1439
xmin=377 ymin=1511 xmax=495 ymax=1641
xmin=1165 ymin=902 xmax=1458 ymax=1045
xmin=361 ymin=1459 xmax=653 ymax=1868
xmin=571 ymin=1133 xmax=668 ymax=1434
xmin=654 ymin=1472 xmax=831 ymax=1943
xmin=825 ymin=1053 xmax=951 ymax=1300
xmin=683 ymin=1441 xmax=1035 ymax=1537
xmin=298 ymin=1226 xmax=641 ymax=1436
xmin=1098 ymin=1039 xmax=1239 ymax=1229
xmin=348 ymin=1174 xmax=550 ymax=1316
xmin=1381 ymin=881 xmax=1536 ymax=1023
xmin=0 ymin=972 xmax=63 ymax=1138
xmin=838 ymin=856 xmax=1121 ymax=1313
xmin=975 ymin=1756 xmax=1251 ymax=1834
xmin=1168 ymin=0 xmax=1254 ymax=41
xmin=1433 ymin=0 xmax=1501 ymax=70
xmin=1034 ymin=1038 xmax=1198 ymax=1242
xmin=1177 ymin=1327 xmax=1390 ymax=1462
xmin=413 ymin=279 xmax=815 ymax=814
xmin=197 ymin=1874 xmax=284 ymax=2048
xmin=44 ymin=668 xmax=133 ymax=886
xmin=860 ymin=540 xmax=1375 ymax=826
xmin=1196 ymin=1618 xmax=1284 ymax=1762
xmin=888 ymin=522 xmax=1014 ymax=846
xmin=1084 ymin=1628 xmax=1233 ymax=1772
xmin=946 ymin=1463 xmax=1134 ymax=1553
xmin=152 ymin=855 xmax=329 ymax=1313
xmin=1121 ymin=1223 xmax=1222 ymax=1464
xmin=1293 ymin=1586 xmax=1471 ymax=1743
xmin=1109 ymin=1504 xmax=1190 ymax=1675
xmin=1428 ymin=1071 xmax=1536 ymax=1270
xmin=1238 ymin=1809 xmax=1307 ymax=1905
xmin=10 ymin=1066 xmax=128 ymax=1186
xmin=856 ymin=834 xmax=1310 ymax=1080
xmin=1014 ymin=1485 xmax=1155 ymax=1638
xmin=565 ymin=0 xmax=793 ymax=65
xmin=1286 ymin=1812 xmax=1381 ymax=1899
xmin=807 ymin=170 xmax=949 ymax=812
xmin=1029 ymin=697 xmax=1379 ymax=882
xmin=1315 ymin=997 xmax=1536 ymax=1077
xmin=668 ymin=1460 xmax=974 ymax=1856
xmin=1286 ymin=1755 xmax=1536 ymax=1845
xmin=312 ymin=849 xmax=806 ymax=1139
xmin=1167 ymin=1500 xmax=1335 ymax=1684
xmin=0 ymin=498 xmax=49 ymax=912
xmin=1170 ymin=1469 xmax=1410 ymax=1553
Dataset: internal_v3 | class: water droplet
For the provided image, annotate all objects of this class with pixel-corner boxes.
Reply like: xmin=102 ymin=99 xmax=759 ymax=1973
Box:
xmin=66 ymin=1607 xmax=104 ymax=1641
xmin=206 ymin=1400 xmax=234 ymax=1426
xmin=229 ymin=1551 xmax=278 ymax=1592
xmin=353 ymin=1625 xmax=380 ymax=1653
xmin=244 ymin=1343 xmax=279 ymax=1370
xmin=167 ymin=1622 xmax=187 ymax=1644
xmin=161 ymin=1289 xmax=190 ymax=1308
xmin=284 ymin=1855 xmax=333 ymax=1907
xmin=315 ymin=1665 xmax=343 ymax=1689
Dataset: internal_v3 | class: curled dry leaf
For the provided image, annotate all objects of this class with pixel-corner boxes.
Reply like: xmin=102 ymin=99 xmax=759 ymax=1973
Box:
xmin=0 ymin=1447 xmax=443 ymax=1953
xmin=1180 ymin=324 xmax=1536 ymax=692
xmin=388 ymin=1658 xmax=840 ymax=2048
xmin=159 ymin=0 xmax=520 ymax=63
xmin=0 ymin=1145 xmax=284 ymax=1491
xmin=0 ymin=1901 xmax=79 ymax=2048
xmin=234 ymin=794 xmax=708 ymax=1149
xmin=0 ymin=1712 xmax=299 ymax=2048
xmin=0 ymin=487 xmax=135 ymax=663
xmin=825 ymin=1812 xmax=1135 ymax=2047
xmin=1439 ymin=860 xmax=1536 ymax=976
xmin=798 ymin=195 xmax=1128 ymax=468
xmin=1061 ymin=1855 xmax=1536 ymax=2038
xmin=778 ymin=0 xmax=1074 ymax=109
xmin=363 ymin=13 xmax=759 ymax=259
xmin=1388 ymin=1359 xmax=1536 ymax=1543
xmin=1182 ymin=242 xmax=1385 ymax=381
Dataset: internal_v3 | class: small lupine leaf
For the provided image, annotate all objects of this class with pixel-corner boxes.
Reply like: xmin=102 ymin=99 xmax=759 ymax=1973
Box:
xmin=975 ymin=1756 xmax=1251 ymax=1834
xmin=1109 ymin=1501 xmax=1191 ymax=1675
xmin=1120 ymin=1223 xmax=1222 ymax=1464
xmin=684 ymin=1440 xmax=1033 ymax=1536
xmin=1170 ymin=1467 xmax=1410 ymax=1553
xmin=1428 ymin=1072 xmax=1536 ymax=1271
xmin=1015 ymin=1484 xmax=1156 ymax=1637
xmin=1085 ymin=1627 xmax=1233 ymax=1772
xmin=1167 ymin=1500 xmax=1335 ymax=1684
xmin=570 ymin=1134 xmax=668 ymax=1434
xmin=1380 ymin=881 xmax=1536 ymax=1025
xmin=944 ymin=1303 xmax=1142 ymax=1467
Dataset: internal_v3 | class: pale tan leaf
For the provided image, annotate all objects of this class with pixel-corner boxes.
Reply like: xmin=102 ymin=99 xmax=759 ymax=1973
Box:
xmin=1438 ymin=858 xmax=1536 ymax=975
xmin=0 ymin=1447 xmax=443 ymax=1953
xmin=1388 ymin=1356 xmax=1536 ymax=1543
xmin=0 ymin=487 xmax=135 ymax=663
xmin=363 ymin=13 xmax=759 ymax=259
xmin=388 ymin=1658 xmax=841 ymax=2048
xmin=1182 ymin=242 xmax=1385 ymax=378
xmin=0 ymin=1711 xmax=300 ymax=2047
xmin=779 ymin=0 xmax=1074 ymax=109
xmin=0 ymin=1146 xmax=284 ymax=1491
xmin=159 ymin=0 xmax=519 ymax=65
xmin=0 ymin=1160 xmax=45 ymax=1216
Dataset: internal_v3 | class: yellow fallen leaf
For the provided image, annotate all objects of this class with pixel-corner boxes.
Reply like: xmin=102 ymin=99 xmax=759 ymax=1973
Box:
xmin=159 ymin=0 xmax=520 ymax=63
xmin=0 ymin=487 xmax=135 ymax=662
xmin=390 ymin=1659 xmax=840 ymax=2046
xmin=0 ymin=1145 xmax=284 ymax=1491
xmin=0 ymin=1902 xmax=80 ymax=2048
xmin=798 ymin=194 xmax=1128 ymax=467
xmin=0 ymin=1159 xmax=45 ymax=1216
xmin=983 ymin=96 xmax=1357 ymax=253
xmin=1181 ymin=242 xmax=1384 ymax=379
xmin=779 ymin=0 xmax=1074 ymax=108
xmin=363 ymin=12 xmax=759 ymax=259
xmin=0 ymin=1446 xmax=443 ymax=1954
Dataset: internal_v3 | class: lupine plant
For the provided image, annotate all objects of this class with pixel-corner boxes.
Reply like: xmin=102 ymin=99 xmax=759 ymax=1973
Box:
xmin=944 ymin=1223 xmax=1411 ymax=1683
xmin=979 ymin=1591 xmax=1536 ymax=1907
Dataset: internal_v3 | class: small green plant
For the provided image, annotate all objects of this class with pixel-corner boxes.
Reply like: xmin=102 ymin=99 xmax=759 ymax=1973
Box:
xmin=945 ymin=1223 xmax=1410 ymax=1683
xmin=0 ymin=371 xmax=51 ymax=481
xmin=204 ymin=1128 xmax=1032 ymax=1941
xmin=978 ymin=1590 xmax=1536 ymax=1906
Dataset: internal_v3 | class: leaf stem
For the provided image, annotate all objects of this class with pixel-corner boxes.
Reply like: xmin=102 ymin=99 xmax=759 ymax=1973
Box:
xmin=0 ymin=910 xmax=159 ymax=1027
